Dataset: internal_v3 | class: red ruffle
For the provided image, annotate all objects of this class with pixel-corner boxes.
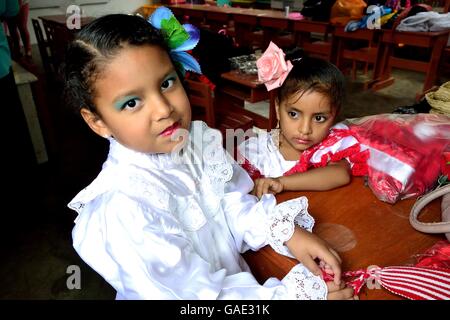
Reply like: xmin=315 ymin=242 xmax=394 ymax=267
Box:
xmin=283 ymin=128 xmax=366 ymax=176
xmin=240 ymin=157 xmax=263 ymax=180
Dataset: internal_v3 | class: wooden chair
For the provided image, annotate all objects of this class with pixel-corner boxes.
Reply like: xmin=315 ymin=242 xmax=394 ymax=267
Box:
xmin=233 ymin=14 xmax=264 ymax=50
xmin=293 ymin=20 xmax=334 ymax=61
xmin=185 ymin=79 xmax=254 ymax=143
xmin=371 ymin=29 xmax=450 ymax=99
xmin=185 ymin=79 xmax=216 ymax=128
xmin=31 ymin=19 xmax=53 ymax=74
xmin=41 ymin=19 xmax=75 ymax=74
xmin=259 ymin=16 xmax=295 ymax=50
xmin=333 ymin=27 xmax=381 ymax=83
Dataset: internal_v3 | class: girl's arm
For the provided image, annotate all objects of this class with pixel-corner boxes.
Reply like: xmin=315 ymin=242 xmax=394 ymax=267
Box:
xmin=221 ymin=161 xmax=342 ymax=284
xmin=286 ymin=227 xmax=342 ymax=285
xmin=72 ymin=191 xmax=334 ymax=300
xmin=279 ymin=159 xmax=351 ymax=191
xmin=252 ymin=159 xmax=351 ymax=198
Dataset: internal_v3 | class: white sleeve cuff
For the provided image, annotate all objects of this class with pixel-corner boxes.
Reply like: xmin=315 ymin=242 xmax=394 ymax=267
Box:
xmin=281 ymin=264 xmax=328 ymax=300
xmin=266 ymin=196 xmax=314 ymax=258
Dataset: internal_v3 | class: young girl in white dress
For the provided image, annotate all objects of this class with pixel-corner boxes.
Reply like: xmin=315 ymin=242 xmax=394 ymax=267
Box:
xmin=238 ymin=43 xmax=355 ymax=199
xmin=64 ymin=8 xmax=356 ymax=300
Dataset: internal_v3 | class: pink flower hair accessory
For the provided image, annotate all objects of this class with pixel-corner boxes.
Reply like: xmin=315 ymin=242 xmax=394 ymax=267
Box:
xmin=256 ymin=42 xmax=293 ymax=91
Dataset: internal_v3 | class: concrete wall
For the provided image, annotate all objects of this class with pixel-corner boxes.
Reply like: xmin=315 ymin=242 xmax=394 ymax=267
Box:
xmin=28 ymin=0 xmax=150 ymax=44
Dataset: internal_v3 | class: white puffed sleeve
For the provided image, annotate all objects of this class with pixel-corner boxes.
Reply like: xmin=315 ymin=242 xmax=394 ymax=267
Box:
xmin=72 ymin=191 xmax=326 ymax=300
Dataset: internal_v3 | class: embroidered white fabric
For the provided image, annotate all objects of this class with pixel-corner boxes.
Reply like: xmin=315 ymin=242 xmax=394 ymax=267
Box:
xmin=68 ymin=121 xmax=326 ymax=300
xmin=266 ymin=196 xmax=314 ymax=258
xmin=282 ymin=264 xmax=328 ymax=300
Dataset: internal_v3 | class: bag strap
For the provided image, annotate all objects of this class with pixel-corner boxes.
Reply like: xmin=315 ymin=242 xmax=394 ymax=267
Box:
xmin=410 ymin=184 xmax=450 ymax=234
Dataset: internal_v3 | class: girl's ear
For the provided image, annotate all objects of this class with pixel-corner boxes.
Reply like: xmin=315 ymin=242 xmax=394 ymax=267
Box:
xmin=80 ymin=108 xmax=111 ymax=138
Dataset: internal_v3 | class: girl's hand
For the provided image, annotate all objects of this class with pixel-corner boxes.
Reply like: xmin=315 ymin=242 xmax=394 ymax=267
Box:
xmin=327 ymin=281 xmax=358 ymax=300
xmin=286 ymin=227 xmax=342 ymax=285
xmin=252 ymin=177 xmax=284 ymax=199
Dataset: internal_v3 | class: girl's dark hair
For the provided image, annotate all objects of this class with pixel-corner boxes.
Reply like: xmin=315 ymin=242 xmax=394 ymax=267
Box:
xmin=278 ymin=48 xmax=345 ymax=116
xmin=63 ymin=14 xmax=168 ymax=114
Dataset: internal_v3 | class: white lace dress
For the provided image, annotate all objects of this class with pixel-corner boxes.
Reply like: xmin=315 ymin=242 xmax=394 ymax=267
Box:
xmin=68 ymin=121 xmax=327 ymax=300
xmin=237 ymin=130 xmax=297 ymax=178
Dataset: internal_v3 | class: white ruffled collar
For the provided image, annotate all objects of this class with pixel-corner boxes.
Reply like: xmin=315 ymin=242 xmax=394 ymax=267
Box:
xmin=105 ymin=137 xmax=178 ymax=170
xmin=104 ymin=121 xmax=213 ymax=171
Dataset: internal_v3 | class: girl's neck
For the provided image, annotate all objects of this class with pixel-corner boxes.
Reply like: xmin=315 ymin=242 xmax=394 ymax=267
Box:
xmin=278 ymin=135 xmax=302 ymax=161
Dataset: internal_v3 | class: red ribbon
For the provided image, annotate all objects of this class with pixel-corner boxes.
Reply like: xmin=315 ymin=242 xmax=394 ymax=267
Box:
xmin=322 ymin=266 xmax=382 ymax=295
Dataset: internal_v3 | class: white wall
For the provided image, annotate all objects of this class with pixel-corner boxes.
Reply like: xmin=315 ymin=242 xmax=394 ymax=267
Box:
xmin=29 ymin=0 xmax=150 ymax=44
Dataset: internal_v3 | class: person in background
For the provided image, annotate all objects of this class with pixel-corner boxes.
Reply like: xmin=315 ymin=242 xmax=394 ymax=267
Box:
xmin=1 ymin=0 xmax=34 ymax=172
xmin=4 ymin=0 xmax=31 ymax=59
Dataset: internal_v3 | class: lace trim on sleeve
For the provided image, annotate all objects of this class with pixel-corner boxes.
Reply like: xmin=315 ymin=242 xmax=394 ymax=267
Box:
xmin=267 ymin=197 xmax=314 ymax=258
xmin=200 ymin=123 xmax=233 ymax=198
xmin=282 ymin=264 xmax=328 ymax=300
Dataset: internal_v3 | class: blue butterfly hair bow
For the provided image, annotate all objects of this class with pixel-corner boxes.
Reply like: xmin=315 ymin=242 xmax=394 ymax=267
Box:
xmin=149 ymin=7 xmax=202 ymax=75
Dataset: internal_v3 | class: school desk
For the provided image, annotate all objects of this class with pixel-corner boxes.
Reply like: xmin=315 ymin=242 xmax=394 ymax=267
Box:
xmin=243 ymin=177 xmax=444 ymax=300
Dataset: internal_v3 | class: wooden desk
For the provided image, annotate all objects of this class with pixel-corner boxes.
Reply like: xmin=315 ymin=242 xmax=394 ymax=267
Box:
xmin=243 ymin=177 xmax=444 ymax=300
xmin=333 ymin=26 xmax=381 ymax=86
xmin=371 ymin=29 xmax=450 ymax=99
xmin=292 ymin=19 xmax=334 ymax=61
xmin=221 ymin=70 xmax=267 ymax=103
xmin=220 ymin=70 xmax=277 ymax=129
xmin=258 ymin=16 xmax=293 ymax=49
xmin=169 ymin=4 xmax=294 ymax=49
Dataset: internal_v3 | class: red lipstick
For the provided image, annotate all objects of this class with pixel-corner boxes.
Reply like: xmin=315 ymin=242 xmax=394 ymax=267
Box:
xmin=160 ymin=122 xmax=181 ymax=137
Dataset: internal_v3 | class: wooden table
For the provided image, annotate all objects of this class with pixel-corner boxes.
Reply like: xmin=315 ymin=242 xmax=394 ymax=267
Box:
xmin=370 ymin=29 xmax=450 ymax=99
xmin=243 ymin=177 xmax=444 ymax=300
xmin=169 ymin=4 xmax=293 ymax=49
xmin=220 ymin=70 xmax=277 ymax=129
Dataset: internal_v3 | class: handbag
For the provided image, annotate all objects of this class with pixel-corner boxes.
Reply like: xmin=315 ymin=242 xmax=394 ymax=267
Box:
xmin=410 ymin=184 xmax=450 ymax=241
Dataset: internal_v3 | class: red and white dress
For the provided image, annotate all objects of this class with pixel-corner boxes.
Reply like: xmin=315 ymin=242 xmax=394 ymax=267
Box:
xmin=238 ymin=114 xmax=450 ymax=203
xmin=237 ymin=123 xmax=368 ymax=179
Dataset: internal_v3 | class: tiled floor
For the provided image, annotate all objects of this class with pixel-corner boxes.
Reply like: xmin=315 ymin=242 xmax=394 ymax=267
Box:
xmin=0 ymin=45 xmax=447 ymax=299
